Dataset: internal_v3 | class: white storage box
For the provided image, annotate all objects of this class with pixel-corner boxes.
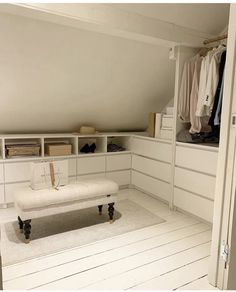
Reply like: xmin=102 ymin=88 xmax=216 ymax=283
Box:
xmin=166 ymin=107 xmax=174 ymax=115
xmin=154 ymin=113 xmax=162 ymax=138
xmin=30 ymin=160 xmax=68 ymax=190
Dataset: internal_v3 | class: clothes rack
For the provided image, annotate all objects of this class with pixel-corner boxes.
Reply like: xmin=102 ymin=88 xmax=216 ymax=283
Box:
xmin=203 ymin=33 xmax=228 ymax=45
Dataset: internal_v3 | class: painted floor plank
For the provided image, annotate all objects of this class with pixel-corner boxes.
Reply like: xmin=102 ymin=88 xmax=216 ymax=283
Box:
xmin=37 ymin=242 xmax=211 ymax=290
xmin=129 ymin=257 xmax=210 ymax=290
xmin=3 ymin=217 xmax=200 ymax=282
xmin=177 ymin=275 xmax=218 ymax=290
xmin=34 ymin=231 xmax=211 ymax=290
xmin=4 ymin=224 xmax=210 ymax=290
xmin=80 ymin=236 xmax=211 ymax=291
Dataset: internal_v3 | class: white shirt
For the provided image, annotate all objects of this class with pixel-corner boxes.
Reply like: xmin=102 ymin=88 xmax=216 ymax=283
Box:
xmin=196 ymin=46 xmax=226 ymax=117
xmin=178 ymin=56 xmax=196 ymax=122
xmin=195 ymin=49 xmax=215 ymax=117
xmin=204 ymin=46 xmax=226 ymax=110
xmin=189 ymin=55 xmax=202 ymax=133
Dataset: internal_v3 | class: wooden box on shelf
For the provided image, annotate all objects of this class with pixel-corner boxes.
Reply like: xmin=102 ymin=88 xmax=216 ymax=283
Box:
xmin=45 ymin=143 xmax=72 ymax=156
xmin=6 ymin=144 xmax=40 ymax=158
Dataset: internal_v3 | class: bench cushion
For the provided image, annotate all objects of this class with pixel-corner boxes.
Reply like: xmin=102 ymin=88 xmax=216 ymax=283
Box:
xmin=14 ymin=178 xmax=119 ymax=211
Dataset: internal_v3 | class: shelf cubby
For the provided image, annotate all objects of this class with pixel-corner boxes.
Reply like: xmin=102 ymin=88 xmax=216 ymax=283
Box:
xmin=43 ymin=136 xmax=77 ymax=156
xmin=107 ymin=135 xmax=131 ymax=152
xmin=4 ymin=137 xmax=42 ymax=159
xmin=78 ymin=136 xmax=107 ymax=154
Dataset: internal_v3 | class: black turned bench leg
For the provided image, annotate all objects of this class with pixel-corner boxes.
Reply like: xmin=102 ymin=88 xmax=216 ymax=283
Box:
xmin=23 ymin=220 xmax=31 ymax=243
xmin=98 ymin=205 xmax=103 ymax=215
xmin=18 ymin=216 xmax=23 ymax=233
xmin=108 ymin=203 xmax=115 ymax=223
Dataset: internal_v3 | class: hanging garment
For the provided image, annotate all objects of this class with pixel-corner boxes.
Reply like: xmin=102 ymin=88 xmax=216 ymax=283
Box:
xmin=189 ymin=55 xmax=202 ymax=134
xmin=178 ymin=57 xmax=196 ymax=122
xmin=208 ymin=50 xmax=226 ymax=127
xmin=214 ymin=70 xmax=225 ymax=126
xmin=195 ymin=50 xmax=213 ymax=117
xmin=203 ymin=46 xmax=226 ymax=113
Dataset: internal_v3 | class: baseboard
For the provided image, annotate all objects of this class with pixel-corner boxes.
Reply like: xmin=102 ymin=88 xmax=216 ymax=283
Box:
xmin=132 ymin=185 xmax=169 ymax=206
xmin=175 ymin=206 xmax=213 ymax=226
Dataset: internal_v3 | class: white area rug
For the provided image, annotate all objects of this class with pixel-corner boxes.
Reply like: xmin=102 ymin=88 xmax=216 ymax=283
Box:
xmin=1 ymin=199 xmax=164 ymax=266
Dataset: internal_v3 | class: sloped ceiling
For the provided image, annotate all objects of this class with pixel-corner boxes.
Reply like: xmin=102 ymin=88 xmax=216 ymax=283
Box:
xmin=0 ymin=4 xmax=230 ymax=133
xmin=112 ymin=4 xmax=230 ymax=36
xmin=0 ymin=12 xmax=175 ymax=133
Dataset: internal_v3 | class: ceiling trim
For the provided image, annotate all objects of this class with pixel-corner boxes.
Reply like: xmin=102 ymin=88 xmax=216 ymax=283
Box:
xmin=0 ymin=3 xmax=215 ymax=48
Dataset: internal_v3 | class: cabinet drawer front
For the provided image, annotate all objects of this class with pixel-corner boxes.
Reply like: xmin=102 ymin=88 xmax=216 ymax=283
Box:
xmin=175 ymin=167 xmax=216 ymax=200
xmin=4 ymin=162 xmax=31 ymax=183
xmin=0 ymin=164 xmax=4 ymax=183
xmin=77 ymin=156 xmax=106 ymax=175
xmin=5 ymin=182 xmax=29 ymax=203
xmin=4 ymin=159 xmax=76 ymax=183
xmin=162 ymin=116 xmax=173 ymax=128
xmin=106 ymin=154 xmax=131 ymax=171
xmin=132 ymin=170 xmax=170 ymax=202
xmin=175 ymin=146 xmax=218 ymax=175
xmin=0 ymin=184 xmax=4 ymax=204
xmin=132 ymin=155 xmax=171 ymax=182
xmin=52 ymin=158 xmax=76 ymax=177
xmin=78 ymin=173 xmax=106 ymax=181
xmin=132 ymin=138 xmax=172 ymax=163
xmin=68 ymin=159 xmax=76 ymax=177
xmin=68 ymin=176 xmax=77 ymax=184
xmin=174 ymin=187 xmax=214 ymax=223
xmin=160 ymin=129 xmax=172 ymax=140
xmin=106 ymin=170 xmax=130 ymax=186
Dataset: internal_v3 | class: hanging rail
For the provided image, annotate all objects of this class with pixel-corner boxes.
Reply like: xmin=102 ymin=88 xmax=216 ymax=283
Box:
xmin=203 ymin=33 xmax=228 ymax=45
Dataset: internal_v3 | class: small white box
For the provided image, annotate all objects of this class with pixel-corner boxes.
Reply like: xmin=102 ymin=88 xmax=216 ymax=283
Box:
xmin=154 ymin=113 xmax=162 ymax=138
xmin=30 ymin=160 xmax=68 ymax=190
xmin=166 ymin=107 xmax=174 ymax=115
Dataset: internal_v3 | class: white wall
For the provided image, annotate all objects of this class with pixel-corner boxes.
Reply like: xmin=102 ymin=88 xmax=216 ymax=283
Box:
xmin=0 ymin=12 xmax=175 ymax=133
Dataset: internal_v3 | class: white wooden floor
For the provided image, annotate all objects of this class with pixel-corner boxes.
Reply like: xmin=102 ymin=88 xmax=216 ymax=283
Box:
xmin=0 ymin=189 xmax=218 ymax=290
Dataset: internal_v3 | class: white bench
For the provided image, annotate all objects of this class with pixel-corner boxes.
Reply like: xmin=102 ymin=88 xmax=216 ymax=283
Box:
xmin=14 ymin=178 xmax=119 ymax=243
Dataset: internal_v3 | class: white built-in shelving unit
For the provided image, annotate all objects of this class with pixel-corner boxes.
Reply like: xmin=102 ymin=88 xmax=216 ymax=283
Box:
xmin=0 ymin=132 xmax=175 ymax=209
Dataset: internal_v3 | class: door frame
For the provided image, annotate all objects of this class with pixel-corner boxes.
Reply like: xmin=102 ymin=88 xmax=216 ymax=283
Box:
xmin=208 ymin=4 xmax=236 ymax=289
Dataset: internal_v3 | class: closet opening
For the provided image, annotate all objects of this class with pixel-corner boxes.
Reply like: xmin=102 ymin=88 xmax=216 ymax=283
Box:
xmin=172 ymin=29 xmax=230 ymax=290
xmin=0 ymin=3 xmax=231 ymax=290
xmin=176 ymin=34 xmax=227 ymax=148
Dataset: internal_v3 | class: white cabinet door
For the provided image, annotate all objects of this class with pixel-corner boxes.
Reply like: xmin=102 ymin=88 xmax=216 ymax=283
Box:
xmin=175 ymin=145 xmax=218 ymax=175
xmin=174 ymin=187 xmax=214 ymax=223
xmin=106 ymin=170 xmax=130 ymax=186
xmin=66 ymin=158 xmax=76 ymax=177
xmin=77 ymin=156 xmax=105 ymax=175
xmin=0 ymin=185 xmax=4 ymax=204
xmin=132 ymin=137 xmax=172 ymax=163
xmin=132 ymin=170 xmax=171 ymax=202
xmin=4 ymin=159 xmax=76 ymax=183
xmin=175 ymin=167 xmax=216 ymax=200
xmin=68 ymin=176 xmax=77 ymax=183
xmin=78 ymin=173 xmax=106 ymax=181
xmin=106 ymin=154 xmax=131 ymax=171
xmin=132 ymin=155 xmax=171 ymax=182
xmin=0 ymin=163 xmax=4 ymax=183
xmin=4 ymin=162 xmax=31 ymax=183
